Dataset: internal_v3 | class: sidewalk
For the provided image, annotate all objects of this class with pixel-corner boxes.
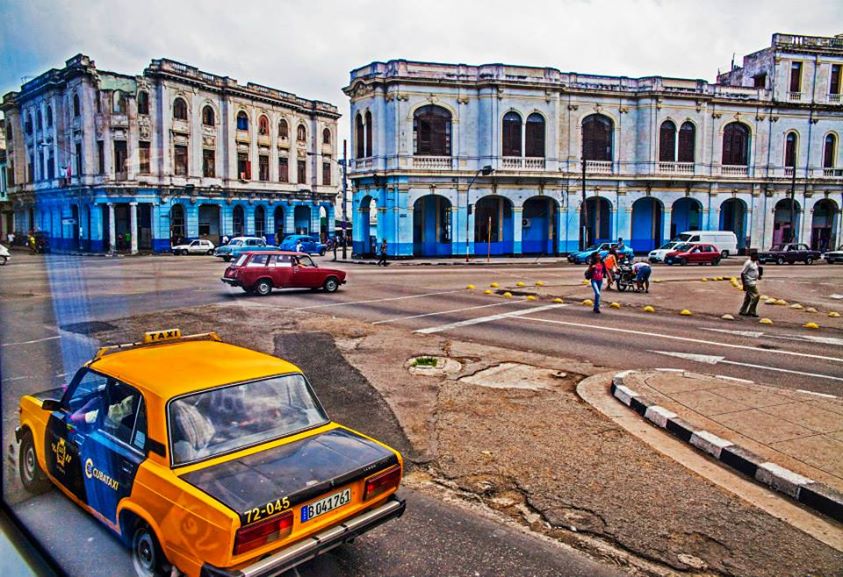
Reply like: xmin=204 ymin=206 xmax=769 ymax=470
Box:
xmin=612 ymin=369 xmax=843 ymax=520
xmin=346 ymin=255 xmax=570 ymax=266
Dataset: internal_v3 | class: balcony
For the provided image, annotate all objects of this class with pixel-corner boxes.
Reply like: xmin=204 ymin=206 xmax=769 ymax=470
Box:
xmin=585 ymin=160 xmax=613 ymax=174
xmin=657 ymin=162 xmax=695 ymax=175
xmin=355 ymin=158 xmax=373 ymax=170
xmin=525 ymin=157 xmax=546 ymax=170
xmin=784 ymin=167 xmax=795 ymax=177
xmin=829 ymin=93 xmax=841 ymax=103
xmin=720 ymin=165 xmax=748 ymax=177
xmin=412 ymin=156 xmax=452 ymax=170
xmin=823 ymin=168 xmax=843 ymax=178
xmin=787 ymin=92 xmax=803 ymax=102
xmin=501 ymin=157 xmax=522 ymax=169
xmin=502 ymin=157 xmax=546 ymax=170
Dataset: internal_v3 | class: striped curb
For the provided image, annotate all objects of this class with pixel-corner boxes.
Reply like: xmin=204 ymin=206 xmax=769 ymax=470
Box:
xmin=610 ymin=371 xmax=843 ymax=523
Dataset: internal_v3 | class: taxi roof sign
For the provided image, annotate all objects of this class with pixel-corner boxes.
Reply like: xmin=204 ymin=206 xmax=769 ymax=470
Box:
xmin=144 ymin=329 xmax=182 ymax=344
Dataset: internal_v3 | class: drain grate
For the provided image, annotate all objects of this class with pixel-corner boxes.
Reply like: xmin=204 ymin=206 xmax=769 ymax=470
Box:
xmin=60 ymin=321 xmax=117 ymax=335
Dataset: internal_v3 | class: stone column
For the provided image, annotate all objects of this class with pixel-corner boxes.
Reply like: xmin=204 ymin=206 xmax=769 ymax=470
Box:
xmin=512 ymin=206 xmax=523 ymax=255
xmin=662 ymin=207 xmax=672 ymax=245
xmin=129 ymin=202 xmax=138 ymax=254
xmin=108 ymin=203 xmax=116 ymax=254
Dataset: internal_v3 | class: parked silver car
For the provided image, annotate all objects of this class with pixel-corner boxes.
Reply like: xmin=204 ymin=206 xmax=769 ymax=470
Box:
xmin=171 ymin=239 xmax=216 ymax=255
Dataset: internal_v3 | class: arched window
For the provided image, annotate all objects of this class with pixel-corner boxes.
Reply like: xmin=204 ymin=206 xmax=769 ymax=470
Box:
xmin=5 ymin=122 xmax=12 ymax=142
xmin=824 ymin=134 xmax=837 ymax=168
xmin=322 ymin=127 xmax=331 ymax=145
xmin=784 ymin=132 xmax=798 ymax=168
xmin=258 ymin=115 xmax=269 ymax=135
xmin=113 ymin=91 xmax=127 ymax=115
xmin=659 ymin=121 xmax=676 ymax=162
xmin=525 ymin=113 xmax=545 ymax=158
xmin=237 ymin=111 xmax=249 ymax=131
xmin=365 ymin=110 xmax=373 ymax=157
xmin=413 ymin=105 xmax=452 ymax=156
xmin=296 ymin=124 xmax=306 ymax=142
xmin=46 ymin=106 xmax=53 ymax=128
xmin=722 ymin=122 xmax=750 ymax=166
xmin=25 ymin=113 xmax=33 ymax=135
xmin=678 ymin=122 xmax=695 ymax=163
xmin=233 ymin=205 xmax=245 ymax=237
xmin=36 ymin=110 xmax=43 ymax=131
xmin=202 ymin=105 xmax=215 ymax=127
xmin=173 ymin=97 xmax=188 ymax=121
xmin=73 ymin=93 xmax=80 ymax=117
xmin=279 ymin=119 xmax=288 ymax=139
xmin=254 ymin=206 xmax=266 ymax=238
xmin=355 ymin=113 xmax=365 ymax=158
xmin=502 ymin=112 xmax=522 ymax=157
xmin=137 ymin=90 xmax=149 ymax=115
xmin=582 ymin=114 xmax=613 ymax=161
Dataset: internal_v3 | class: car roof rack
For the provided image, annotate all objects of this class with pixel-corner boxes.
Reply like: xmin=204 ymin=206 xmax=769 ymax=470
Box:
xmin=91 ymin=331 xmax=223 ymax=362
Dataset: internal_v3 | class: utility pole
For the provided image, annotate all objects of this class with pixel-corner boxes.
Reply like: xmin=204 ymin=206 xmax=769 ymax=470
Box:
xmin=341 ymin=139 xmax=348 ymax=259
xmin=789 ymin=155 xmax=797 ymax=245
xmin=581 ymin=157 xmax=588 ymax=250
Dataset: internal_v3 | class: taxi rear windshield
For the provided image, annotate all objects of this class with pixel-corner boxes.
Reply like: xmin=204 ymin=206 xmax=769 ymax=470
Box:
xmin=168 ymin=374 xmax=328 ymax=466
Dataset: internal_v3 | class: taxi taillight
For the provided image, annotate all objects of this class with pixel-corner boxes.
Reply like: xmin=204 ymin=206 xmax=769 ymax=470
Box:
xmin=234 ymin=511 xmax=293 ymax=556
xmin=363 ymin=465 xmax=401 ymax=502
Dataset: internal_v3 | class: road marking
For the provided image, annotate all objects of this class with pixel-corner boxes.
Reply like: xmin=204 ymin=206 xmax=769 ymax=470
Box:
xmin=1 ymin=335 xmax=61 ymax=347
xmin=701 ymin=327 xmax=765 ymax=338
xmin=416 ymin=304 xmax=566 ymax=334
xmin=795 ymin=389 xmax=838 ymax=399
xmin=297 ymin=289 xmax=466 ymax=310
xmin=373 ymin=300 xmax=523 ymax=325
xmin=650 ymin=350 xmax=843 ymax=382
xmin=769 ymin=334 xmax=843 ymax=347
xmin=516 ymin=316 xmax=843 ymax=364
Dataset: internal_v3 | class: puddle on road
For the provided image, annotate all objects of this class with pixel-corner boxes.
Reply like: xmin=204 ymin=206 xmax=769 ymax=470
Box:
xmin=459 ymin=362 xmax=567 ymax=390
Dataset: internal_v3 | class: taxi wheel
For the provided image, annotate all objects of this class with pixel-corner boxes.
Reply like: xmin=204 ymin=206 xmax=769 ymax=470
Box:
xmin=323 ymin=277 xmax=339 ymax=293
xmin=0 ymin=256 xmax=7 ymax=265
xmin=255 ymin=279 xmax=272 ymax=296
xmin=131 ymin=523 xmax=168 ymax=577
xmin=19 ymin=430 xmax=50 ymax=494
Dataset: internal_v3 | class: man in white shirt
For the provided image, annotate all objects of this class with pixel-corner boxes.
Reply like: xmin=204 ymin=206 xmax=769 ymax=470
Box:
xmin=739 ymin=251 xmax=762 ymax=317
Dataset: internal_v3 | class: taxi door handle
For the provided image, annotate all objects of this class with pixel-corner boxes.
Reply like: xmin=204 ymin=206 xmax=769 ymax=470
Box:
xmin=120 ymin=463 xmax=135 ymax=475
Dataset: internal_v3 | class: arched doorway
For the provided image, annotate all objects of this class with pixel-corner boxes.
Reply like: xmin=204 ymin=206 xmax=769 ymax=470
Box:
xmin=170 ymin=204 xmax=185 ymax=245
xmin=254 ymin=206 xmax=266 ymax=239
xmin=199 ymin=204 xmax=221 ymax=244
xmin=773 ymin=198 xmax=801 ymax=246
xmin=232 ymin=205 xmax=245 ymax=237
xmin=811 ymin=199 xmax=837 ymax=251
xmin=522 ymin=196 xmax=557 ymax=255
xmin=474 ymin=196 xmax=513 ymax=255
xmin=413 ymin=195 xmax=452 ymax=257
xmin=357 ymin=196 xmax=377 ymax=256
xmin=71 ymin=204 xmax=80 ymax=250
xmin=581 ymin=196 xmax=612 ymax=247
xmin=319 ymin=206 xmax=328 ymax=242
xmin=671 ymin=197 xmax=702 ymax=239
xmin=631 ymin=197 xmax=664 ymax=253
xmin=273 ymin=206 xmax=286 ymax=244
xmin=294 ymin=205 xmax=311 ymax=235
xmin=719 ymin=198 xmax=748 ymax=250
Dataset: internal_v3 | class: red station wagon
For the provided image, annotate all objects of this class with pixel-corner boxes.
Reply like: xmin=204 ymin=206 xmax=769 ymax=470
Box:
xmin=221 ymin=251 xmax=347 ymax=295
xmin=664 ymin=243 xmax=722 ymax=266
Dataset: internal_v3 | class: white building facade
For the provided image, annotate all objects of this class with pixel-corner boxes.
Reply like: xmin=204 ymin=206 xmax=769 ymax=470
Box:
xmin=344 ymin=33 xmax=843 ymax=257
xmin=2 ymin=54 xmax=340 ymax=253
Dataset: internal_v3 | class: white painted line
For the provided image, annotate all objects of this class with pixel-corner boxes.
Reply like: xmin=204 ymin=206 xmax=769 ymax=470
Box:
xmin=1 ymin=335 xmax=61 ymax=347
xmin=515 ymin=316 xmax=843 ymax=364
xmin=655 ymin=368 xmax=685 ymax=373
xmin=795 ymin=389 xmax=838 ymax=399
xmin=715 ymin=375 xmax=754 ymax=384
xmin=769 ymin=334 xmax=843 ymax=347
xmin=647 ymin=349 xmax=843 ymax=382
xmin=717 ymin=359 xmax=843 ymax=382
xmin=701 ymin=327 xmax=765 ymax=338
xmin=650 ymin=351 xmax=724 ymax=364
xmin=300 ymin=289 xmax=466 ymax=311
xmin=415 ymin=303 xmax=566 ymax=335
xmin=830 ymin=294 xmax=843 ymax=300
xmin=1 ymin=375 xmax=32 ymax=383
xmin=373 ymin=300 xmax=523 ymax=325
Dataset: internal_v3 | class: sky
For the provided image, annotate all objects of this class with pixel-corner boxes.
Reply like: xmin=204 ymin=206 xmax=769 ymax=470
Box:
xmin=1 ymin=0 xmax=841 ymax=141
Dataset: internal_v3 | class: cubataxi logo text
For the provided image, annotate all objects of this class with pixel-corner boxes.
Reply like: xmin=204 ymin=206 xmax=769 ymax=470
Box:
xmin=84 ymin=458 xmax=120 ymax=491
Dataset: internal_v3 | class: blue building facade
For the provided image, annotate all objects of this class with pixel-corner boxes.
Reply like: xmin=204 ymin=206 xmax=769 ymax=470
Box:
xmin=344 ymin=33 xmax=843 ymax=258
xmin=2 ymin=55 xmax=340 ymax=253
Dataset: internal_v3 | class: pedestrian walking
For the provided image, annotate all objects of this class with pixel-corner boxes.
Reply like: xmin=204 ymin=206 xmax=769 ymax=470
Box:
xmin=603 ymin=248 xmax=618 ymax=290
xmin=738 ymin=250 xmax=763 ymax=317
xmin=295 ymin=239 xmax=303 ymax=254
xmin=377 ymin=238 xmax=388 ymax=266
xmin=585 ymin=254 xmax=606 ymax=313
xmin=331 ymin=237 xmax=338 ymax=261
xmin=222 ymin=234 xmax=229 ymax=245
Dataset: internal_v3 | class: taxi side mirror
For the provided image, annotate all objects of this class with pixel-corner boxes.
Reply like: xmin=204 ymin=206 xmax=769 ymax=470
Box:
xmin=41 ymin=399 xmax=62 ymax=412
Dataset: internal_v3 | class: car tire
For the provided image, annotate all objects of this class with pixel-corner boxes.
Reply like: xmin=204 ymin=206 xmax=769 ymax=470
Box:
xmin=254 ymin=279 xmax=272 ymax=297
xmin=223 ymin=256 xmax=232 ymax=262
xmin=806 ymin=257 xmax=813 ymax=265
xmin=679 ymin=258 xmax=687 ymax=266
xmin=206 ymin=249 xmax=214 ymax=255
xmin=721 ymin=250 xmax=728 ymax=259
xmin=319 ymin=249 xmax=326 ymax=256
xmin=323 ymin=277 xmax=339 ymax=293
xmin=712 ymin=257 xmax=721 ymax=266
xmin=0 ymin=255 xmax=7 ymax=265
xmin=776 ymin=256 xmax=785 ymax=265
xmin=19 ymin=430 xmax=50 ymax=494
xmin=131 ymin=523 xmax=168 ymax=577
xmin=181 ymin=249 xmax=189 ymax=256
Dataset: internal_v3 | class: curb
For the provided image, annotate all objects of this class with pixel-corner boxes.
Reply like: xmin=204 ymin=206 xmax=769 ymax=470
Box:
xmin=610 ymin=370 xmax=843 ymax=523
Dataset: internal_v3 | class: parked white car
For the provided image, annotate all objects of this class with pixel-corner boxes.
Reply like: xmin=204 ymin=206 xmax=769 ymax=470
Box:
xmin=171 ymin=239 xmax=216 ymax=255
xmin=0 ymin=243 xmax=9 ymax=265
xmin=648 ymin=241 xmax=692 ymax=263
xmin=674 ymin=230 xmax=738 ymax=258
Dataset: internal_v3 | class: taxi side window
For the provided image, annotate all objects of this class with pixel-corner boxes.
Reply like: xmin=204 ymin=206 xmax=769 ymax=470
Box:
xmin=247 ymin=254 xmax=270 ymax=267
xmin=131 ymin=397 xmax=148 ymax=451
xmin=297 ymin=256 xmax=315 ymax=268
xmin=100 ymin=382 xmax=143 ymax=446
xmin=272 ymin=255 xmax=292 ymax=267
xmin=66 ymin=370 xmax=109 ymax=430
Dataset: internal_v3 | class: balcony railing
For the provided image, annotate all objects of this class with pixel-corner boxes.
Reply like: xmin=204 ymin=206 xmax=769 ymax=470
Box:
xmin=501 ymin=157 xmax=522 ymax=169
xmin=585 ymin=160 xmax=613 ymax=174
xmin=823 ymin=167 xmax=843 ymax=177
xmin=524 ymin=157 xmax=546 ymax=170
xmin=355 ymin=158 xmax=373 ymax=170
xmin=657 ymin=162 xmax=695 ymax=175
xmin=784 ymin=167 xmax=795 ymax=177
xmin=412 ymin=156 xmax=452 ymax=170
xmin=501 ymin=157 xmax=546 ymax=170
xmin=829 ymin=93 xmax=841 ymax=103
xmin=787 ymin=92 xmax=803 ymax=102
xmin=720 ymin=165 xmax=748 ymax=176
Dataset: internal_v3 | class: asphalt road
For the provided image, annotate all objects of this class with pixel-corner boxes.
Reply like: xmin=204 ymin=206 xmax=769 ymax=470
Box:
xmin=1 ymin=251 xmax=841 ymax=577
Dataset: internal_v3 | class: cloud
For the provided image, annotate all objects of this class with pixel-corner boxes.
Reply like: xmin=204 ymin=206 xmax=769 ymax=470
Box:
xmin=2 ymin=0 xmax=841 ymax=141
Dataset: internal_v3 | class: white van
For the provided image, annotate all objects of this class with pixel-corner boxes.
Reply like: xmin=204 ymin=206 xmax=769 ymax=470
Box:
xmin=675 ymin=230 xmax=738 ymax=257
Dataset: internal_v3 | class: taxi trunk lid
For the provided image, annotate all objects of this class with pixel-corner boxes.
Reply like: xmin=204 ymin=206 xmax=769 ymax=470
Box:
xmin=180 ymin=428 xmax=398 ymax=525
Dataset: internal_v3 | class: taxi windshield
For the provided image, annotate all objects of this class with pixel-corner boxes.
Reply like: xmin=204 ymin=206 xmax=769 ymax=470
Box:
xmin=168 ymin=374 xmax=328 ymax=466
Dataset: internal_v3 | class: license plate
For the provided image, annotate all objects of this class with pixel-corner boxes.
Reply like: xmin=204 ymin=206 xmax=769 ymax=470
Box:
xmin=300 ymin=488 xmax=351 ymax=523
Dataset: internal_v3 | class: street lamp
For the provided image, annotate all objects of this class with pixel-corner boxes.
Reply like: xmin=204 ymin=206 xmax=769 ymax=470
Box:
xmin=465 ymin=165 xmax=494 ymax=262
xmin=340 ymin=139 xmax=348 ymax=259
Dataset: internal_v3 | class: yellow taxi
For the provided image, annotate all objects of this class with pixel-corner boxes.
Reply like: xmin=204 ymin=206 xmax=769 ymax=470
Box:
xmin=16 ymin=329 xmax=405 ymax=577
